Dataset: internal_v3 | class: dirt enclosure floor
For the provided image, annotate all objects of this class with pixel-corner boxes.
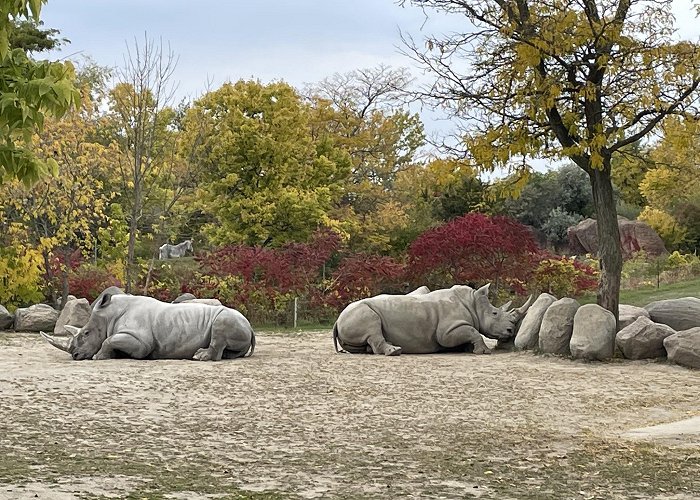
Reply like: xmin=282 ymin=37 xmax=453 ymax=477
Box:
xmin=1 ymin=331 xmax=699 ymax=500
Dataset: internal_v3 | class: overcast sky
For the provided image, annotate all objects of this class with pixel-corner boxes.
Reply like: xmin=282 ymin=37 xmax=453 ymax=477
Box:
xmin=41 ymin=1 xmax=464 ymax=99
xmin=41 ymin=0 xmax=700 ymax=154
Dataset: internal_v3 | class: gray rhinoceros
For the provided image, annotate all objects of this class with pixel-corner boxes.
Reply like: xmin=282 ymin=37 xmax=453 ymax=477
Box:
xmin=41 ymin=293 xmax=255 ymax=361
xmin=333 ymin=284 xmax=532 ymax=355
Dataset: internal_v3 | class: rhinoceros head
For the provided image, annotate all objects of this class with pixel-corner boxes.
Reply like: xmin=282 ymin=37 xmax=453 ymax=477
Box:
xmin=458 ymin=284 xmax=533 ymax=340
xmin=41 ymin=293 xmax=114 ymax=360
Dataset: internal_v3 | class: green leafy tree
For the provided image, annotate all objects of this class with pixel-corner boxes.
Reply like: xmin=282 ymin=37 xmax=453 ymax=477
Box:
xmin=501 ymin=164 xmax=593 ymax=231
xmin=8 ymin=19 xmax=67 ymax=53
xmin=0 ymin=0 xmax=80 ymax=186
xmin=541 ymin=207 xmax=584 ymax=247
xmin=401 ymin=0 xmax=700 ymax=319
xmin=182 ymin=80 xmax=351 ymax=246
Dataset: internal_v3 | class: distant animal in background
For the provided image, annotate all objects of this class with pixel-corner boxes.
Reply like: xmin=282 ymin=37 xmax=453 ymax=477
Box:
xmin=159 ymin=240 xmax=193 ymax=260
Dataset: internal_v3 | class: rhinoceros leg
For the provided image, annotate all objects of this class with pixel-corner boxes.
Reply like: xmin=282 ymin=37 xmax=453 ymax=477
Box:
xmin=193 ymin=311 xmax=254 ymax=361
xmin=436 ymin=326 xmax=491 ymax=355
xmin=93 ymin=333 xmax=151 ymax=360
xmin=367 ymin=334 xmax=402 ymax=356
xmin=337 ymin=303 xmax=402 ymax=356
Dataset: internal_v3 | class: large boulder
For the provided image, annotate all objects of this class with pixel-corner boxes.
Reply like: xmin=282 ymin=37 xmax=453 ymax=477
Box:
xmin=538 ymin=298 xmax=580 ymax=355
xmin=0 ymin=305 xmax=14 ymax=330
xmin=570 ymin=304 xmax=616 ymax=361
xmin=618 ymin=304 xmax=651 ymax=331
xmin=14 ymin=304 xmax=59 ymax=332
xmin=514 ymin=293 xmax=557 ymax=350
xmin=663 ymin=328 xmax=700 ymax=369
xmin=616 ymin=316 xmax=676 ymax=359
xmin=567 ymin=217 xmax=667 ymax=259
xmin=644 ymin=297 xmax=700 ymax=331
xmin=54 ymin=298 xmax=91 ymax=336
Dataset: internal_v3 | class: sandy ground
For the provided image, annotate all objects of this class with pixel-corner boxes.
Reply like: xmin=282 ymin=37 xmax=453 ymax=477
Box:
xmin=0 ymin=331 xmax=699 ymax=499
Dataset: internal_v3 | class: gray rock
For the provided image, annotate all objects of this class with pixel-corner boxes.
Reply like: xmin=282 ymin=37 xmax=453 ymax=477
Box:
xmin=54 ymin=298 xmax=91 ymax=336
xmin=663 ymin=328 xmax=700 ymax=369
xmin=539 ymin=298 xmax=580 ymax=355
xmin=514 ymin=293 xmax=556 ymax=350
xmin=14 ymin=304 xmax=59 ymax=332
xmin=570 ymin=304 xmax=616 ymax=361
xmin=172 ymin=293 xmax=197 ymax=303
xmin=618 ymin=304 xmax=650 ymax=331
xmin=616 ymin=316 xmax=676 ymax=359
xmin=567 ymin=217 xmax=667 ymax=259
xmin=180 ymin=298 xmax=222 ymax=306
xmin=644 ymin=297 xmax=700 ymax=331
xmin=0 ymin=305 xmax=14 ymax=330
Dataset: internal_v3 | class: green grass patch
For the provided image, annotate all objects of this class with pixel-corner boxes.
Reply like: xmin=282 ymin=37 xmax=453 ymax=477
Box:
xmin=578 ymin=276 xmax=700 ymax=306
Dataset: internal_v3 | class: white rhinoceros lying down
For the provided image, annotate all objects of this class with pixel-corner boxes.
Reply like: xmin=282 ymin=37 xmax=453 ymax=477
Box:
xmin=41 ymin=294 xmax=255 ymax=361
xmin=333 ymin=284 xmax=532 ymax=355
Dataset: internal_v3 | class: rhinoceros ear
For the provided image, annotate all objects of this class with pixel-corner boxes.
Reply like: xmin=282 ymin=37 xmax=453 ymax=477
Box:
xmin=97 ymin=293 xmax=112 ymax=309
xmin=64 ymin=325 xmax=81 ymax=337
xmin=476 ymin=283 xmax=491 ymax=296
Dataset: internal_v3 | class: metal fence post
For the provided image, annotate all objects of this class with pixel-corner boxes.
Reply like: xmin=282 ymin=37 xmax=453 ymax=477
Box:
xmin=293 ymin=297 xmax=298 ymax=328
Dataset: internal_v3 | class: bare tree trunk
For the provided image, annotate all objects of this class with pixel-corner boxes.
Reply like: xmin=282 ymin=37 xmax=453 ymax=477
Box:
xmin=59 ymin=248 xmax=71 ymax=309
xmin=125 ymin=183 xmax=141 ymax=294
xmin=125 ymin=219 xmax=137 ymax=293
xmin=142 ymin=250 xmax=158 ymax=295
xmin=589 ymin=164 xmax=622 ymax=327
xmin=41 ymin=250 xmax=58 ymax=306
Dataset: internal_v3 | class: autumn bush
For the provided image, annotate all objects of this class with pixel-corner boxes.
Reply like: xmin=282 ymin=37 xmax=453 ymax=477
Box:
xmin=324 ymin=253 xmax=406 ymax=309
xmin=408 ymin=213 xmax=540 ymax=291
xmin=0 ymin=244 xmax=45 ymax=311
xmin=531 ymin=254 xmax=598 ymax=297
xmin=67 ymin=264 xmax=122 ymax=303
xmin=144 ymin=259 xmax=201 ymax=302
xmin=185 ymin=230 xmax=344 ymax=324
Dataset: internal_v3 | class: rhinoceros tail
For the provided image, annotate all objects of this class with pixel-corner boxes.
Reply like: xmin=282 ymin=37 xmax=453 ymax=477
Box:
xmin=333 ymin=323 xmax=348 ymax=354
xmin=245 ymin=330 xmax=256 ymax=358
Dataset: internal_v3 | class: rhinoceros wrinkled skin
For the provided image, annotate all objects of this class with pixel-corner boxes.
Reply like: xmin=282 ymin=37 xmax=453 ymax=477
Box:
xmin=41 ymin=293 xmax=255 ymax=361
xmin=333 ymin=284 xmax=532 ymax=355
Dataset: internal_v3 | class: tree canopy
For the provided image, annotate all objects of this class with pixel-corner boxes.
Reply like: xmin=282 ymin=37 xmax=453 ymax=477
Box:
xmin=182 ymin=80 xmax=352 ymax=246
xmin=0 ymin=0 xmax=80 ymax=186
xmin=401 ymin=0 xmax=700 ymax=319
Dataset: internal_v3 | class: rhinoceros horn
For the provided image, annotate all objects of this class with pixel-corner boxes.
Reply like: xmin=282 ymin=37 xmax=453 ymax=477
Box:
xmin=40 ymin=331 xmax=74 ymax=353
xmin=500 ymin=300 xmax=513 ymax=311
xmin=512 ymin=295 xmax=534 ymax=321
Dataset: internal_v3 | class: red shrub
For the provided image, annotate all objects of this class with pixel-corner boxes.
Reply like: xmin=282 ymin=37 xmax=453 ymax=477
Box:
xmin=198 ymin=229 xmax=341 ymax=293
xmin=48 ymin=248 xmax=84 ymax=276
xmin=68 ymin=265 xmax=121 ymax=302
xmin=326 ymin=253 xmax=406 ymax=309
xmin=408 ymin=213 xmax=541 ymax=289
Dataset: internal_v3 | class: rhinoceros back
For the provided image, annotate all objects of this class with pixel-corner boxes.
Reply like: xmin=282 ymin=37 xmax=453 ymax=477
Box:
xmin=111 ymin=299 xmax=241 ymax=359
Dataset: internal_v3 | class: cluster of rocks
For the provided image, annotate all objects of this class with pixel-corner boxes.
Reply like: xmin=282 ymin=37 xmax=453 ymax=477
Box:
xmin=0 ymin=290 xmax=221 ymax=336
xmin=513 ymin=295 xmax=700 ymax=369
xmin=1 ymin=297 xmax=92 ymax=336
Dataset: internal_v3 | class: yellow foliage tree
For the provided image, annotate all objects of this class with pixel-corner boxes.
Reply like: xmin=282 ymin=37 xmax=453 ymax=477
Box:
xmin=0 ymin=243 xmax=44 ymax=310
xmin=401 ymin=0 xmax=700 ymax=320
xmin=0 ymin=111 xmax=120 ymax=305
xmin=638 ymin=207 xmax=688 ymax=248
